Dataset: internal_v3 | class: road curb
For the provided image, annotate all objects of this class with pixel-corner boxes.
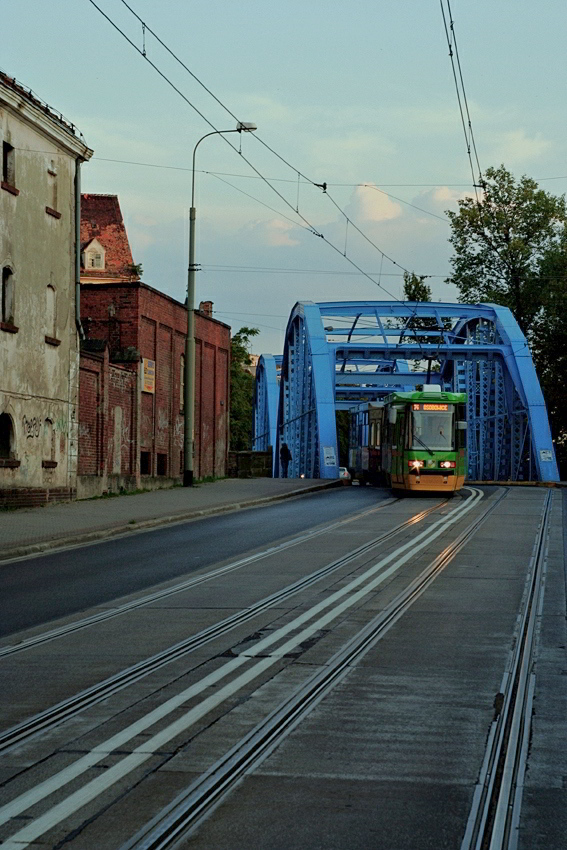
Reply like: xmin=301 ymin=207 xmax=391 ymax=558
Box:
xmin=0 ymin=480 xmax=342 ymax=563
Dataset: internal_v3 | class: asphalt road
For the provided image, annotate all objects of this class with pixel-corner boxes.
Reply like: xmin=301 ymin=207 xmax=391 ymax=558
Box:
xmin=0 ymin=486 xmax=389 ymax=637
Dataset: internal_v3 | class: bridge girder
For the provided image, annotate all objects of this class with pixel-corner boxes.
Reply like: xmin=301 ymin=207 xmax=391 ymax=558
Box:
xmin=255 ymin=301 xmax=559 ymax=482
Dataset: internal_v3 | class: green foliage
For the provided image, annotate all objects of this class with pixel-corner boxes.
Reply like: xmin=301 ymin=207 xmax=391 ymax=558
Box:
xmin=230 ymin=326 xmax=260 ymax=451
xmin=530 ymin=238 xmax=567 ymax=476
xmin=335 ymin=410 xmax=350 ymax=466
xmin=446 ymin=164 xmax=566 ymax=335
xmin=446 ymin=165 xmax=567 ymax=475
xmin=403 ymin=271 xmax=432 ymax=303
xmin=402 ymin=272 xmax=440 ymax=371
xmin=126 ymin=262 xmax=144 ymax=280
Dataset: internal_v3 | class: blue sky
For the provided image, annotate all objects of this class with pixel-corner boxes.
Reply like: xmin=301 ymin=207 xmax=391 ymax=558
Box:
xmin=4 ymin=1 xmax=567 ymax=352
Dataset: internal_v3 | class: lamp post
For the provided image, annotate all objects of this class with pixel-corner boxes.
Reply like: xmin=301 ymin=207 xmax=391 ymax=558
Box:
xmin=184 ymin=122 xmax=257 ymax=486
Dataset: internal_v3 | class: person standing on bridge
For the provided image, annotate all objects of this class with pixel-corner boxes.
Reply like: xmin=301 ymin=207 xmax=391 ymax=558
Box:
xmin=280 ymin=442 xmax=292 ymax=478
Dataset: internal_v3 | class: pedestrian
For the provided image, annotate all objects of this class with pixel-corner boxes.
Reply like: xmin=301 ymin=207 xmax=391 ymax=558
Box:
xmin=280 ymin=442 xmax=292 ymax=478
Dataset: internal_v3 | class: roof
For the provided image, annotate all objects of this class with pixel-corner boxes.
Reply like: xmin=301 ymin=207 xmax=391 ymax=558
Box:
xmin=80 ymin=194 xmax=136 ymax=280
xmin=0 ymin=70 xmax=91 ymax=157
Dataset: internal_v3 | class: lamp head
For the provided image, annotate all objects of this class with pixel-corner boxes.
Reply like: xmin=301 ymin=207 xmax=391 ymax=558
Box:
xmin=236 ymin=122 xmax=257 ymax=132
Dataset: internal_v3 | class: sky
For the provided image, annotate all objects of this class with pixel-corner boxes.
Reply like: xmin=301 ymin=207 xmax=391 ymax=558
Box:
xmin=3 ymin=1 xmax=567 ymax=354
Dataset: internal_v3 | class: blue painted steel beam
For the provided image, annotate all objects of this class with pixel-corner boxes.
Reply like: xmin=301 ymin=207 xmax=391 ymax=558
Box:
xmin=256 ymin=301 xmax=558 ymax=482
xmin=252 ymin=354 xmax=281 ymax=473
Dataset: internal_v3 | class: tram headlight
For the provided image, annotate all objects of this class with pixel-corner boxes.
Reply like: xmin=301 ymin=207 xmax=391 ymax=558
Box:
xmin=408 ymin=459 xmax=424 ymax=469
xmin=439 ymin=460 xmax=456 ymax=469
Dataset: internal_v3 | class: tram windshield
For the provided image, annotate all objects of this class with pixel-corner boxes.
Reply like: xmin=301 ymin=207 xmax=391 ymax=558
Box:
xmin=411 ymin=408 xmax=454 ymax=451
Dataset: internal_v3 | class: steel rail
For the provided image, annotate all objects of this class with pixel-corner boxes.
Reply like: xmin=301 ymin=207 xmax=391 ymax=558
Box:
xmin=0 ymin=498 xmax=447 ymax=755
xmin=0 ymin=497 xmax=406 ymax=659
xmin=460 ymin=489 xmax=553 ymax=850
xmin=122 ymin=487 xmax=509 ymax=850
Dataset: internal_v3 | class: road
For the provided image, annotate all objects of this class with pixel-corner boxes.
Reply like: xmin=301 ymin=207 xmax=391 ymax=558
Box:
xmin=0 ymin=485 xmax=565 ymax=849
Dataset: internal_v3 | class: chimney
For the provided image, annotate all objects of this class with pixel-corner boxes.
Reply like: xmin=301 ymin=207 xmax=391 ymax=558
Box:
xmin=199 ymin=300 xmax=213 ymax=317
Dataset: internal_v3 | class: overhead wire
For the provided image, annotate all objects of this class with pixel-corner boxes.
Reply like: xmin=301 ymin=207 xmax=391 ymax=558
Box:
xmin=91 ymin=0 xmax=428 ymax=278
xmin=85 ymin=0 xmax=439 ymax=362
xmin=439 ymin=0 xmax=483 ymax=199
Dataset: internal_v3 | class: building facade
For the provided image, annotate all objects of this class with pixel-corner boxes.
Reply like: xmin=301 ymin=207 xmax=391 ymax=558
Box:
xmin=78 ymin=195 xmax=230 ymax=496
xmin=0 ymin=72 xmax=92 ymax=507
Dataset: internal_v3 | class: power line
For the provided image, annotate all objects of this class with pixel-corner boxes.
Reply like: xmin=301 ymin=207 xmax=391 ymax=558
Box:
xmin=84 ymin=0 xmax=436 ymax=361
xmin=439 ymin=0 xmax=483 ymax=199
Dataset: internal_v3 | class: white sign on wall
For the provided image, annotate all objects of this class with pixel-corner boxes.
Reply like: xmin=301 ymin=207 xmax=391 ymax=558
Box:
xmin=323 ymin=446 xmax=337 ymax=466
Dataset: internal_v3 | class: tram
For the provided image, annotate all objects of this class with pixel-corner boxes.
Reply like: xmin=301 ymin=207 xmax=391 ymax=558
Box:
xmin=348 ymin=402 xmax=385 ymax=485
xmin=381 ymin=388 xmax=467 ymax=493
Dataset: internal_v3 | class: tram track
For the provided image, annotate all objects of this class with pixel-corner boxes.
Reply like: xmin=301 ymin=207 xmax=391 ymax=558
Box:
xmin=121 ymin=486 xmax=509 ymax=850
xmin=460 ymin=488 xmax=553 ymax=850
xmin=0 ymin=497 xmax=445 ymax=755
xmin=0 ymin=487 xmax=492 ymax=850
xmin=0 ymin=496 xmax=405 ymax=659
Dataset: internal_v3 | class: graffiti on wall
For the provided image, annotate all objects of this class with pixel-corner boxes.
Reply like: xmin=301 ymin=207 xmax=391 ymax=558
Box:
xmin=23 ymin=416 xmax=41 ymax=439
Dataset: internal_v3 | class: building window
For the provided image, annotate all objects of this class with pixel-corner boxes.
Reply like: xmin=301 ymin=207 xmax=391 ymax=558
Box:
xmin=45 ymin=285 xmax=56 ymax=338
xmin=88 ymin=252 xmax=104 ymax=269
xmin=180 ymin=354 xmax=185 ymax=411
xmin=179 ymin=450 xmax=184 ymax=474
xmin=42 ymin=419 xmax=57 ymax=468
xmin=2 ymin=141 xmax=15 ymax=187
xmin=2 ymin=267 xmax=14 ymax=324
xmin=140 ymin=451 xmax=151 ymax=475
xmin=157 ymin=453 xmax=167 ymax=476
xmin=0 ymin=413 xmax=14 ymax=458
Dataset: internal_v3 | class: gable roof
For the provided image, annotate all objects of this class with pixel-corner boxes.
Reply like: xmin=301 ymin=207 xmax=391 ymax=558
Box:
xmin=80 ymin=194 xmax=135 ymax=280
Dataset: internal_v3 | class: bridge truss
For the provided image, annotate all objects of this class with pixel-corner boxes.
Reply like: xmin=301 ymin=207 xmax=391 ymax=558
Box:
xmin=253 ymin=301 xmax=558 ymax=482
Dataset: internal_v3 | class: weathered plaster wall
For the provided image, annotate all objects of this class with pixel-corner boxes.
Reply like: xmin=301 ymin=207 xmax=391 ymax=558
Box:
xmin=0 ymin=75 xmax=91 ymax=504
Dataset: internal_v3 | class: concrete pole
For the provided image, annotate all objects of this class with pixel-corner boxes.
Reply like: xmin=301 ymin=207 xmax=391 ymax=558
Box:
xmin=183 ymin=207 xmax=197 ymax=487
xmin=183 ymin=124 xmax=256 ymax=486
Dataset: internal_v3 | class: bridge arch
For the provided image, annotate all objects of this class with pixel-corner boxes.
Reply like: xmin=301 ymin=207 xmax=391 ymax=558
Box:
xmin=259 ymin=301 xmax=558 ymax=482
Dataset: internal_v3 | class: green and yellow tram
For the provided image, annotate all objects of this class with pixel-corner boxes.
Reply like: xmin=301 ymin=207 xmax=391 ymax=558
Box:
xmin=381 ymin=389 xmax=467 ymax=493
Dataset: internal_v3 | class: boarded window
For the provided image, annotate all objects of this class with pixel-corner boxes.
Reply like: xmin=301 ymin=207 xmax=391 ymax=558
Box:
xmin=46 ymin=285 xmax=56 ymax=337
xmin=2 ymin=267 xmax=14 ymax=324
xmin=157 ymin=453 xmax=167 ymax=476
xmin=43 ymin=419 xmax=55 ymax=461
xmin=2 ymin=142 xmax=15 ymax=186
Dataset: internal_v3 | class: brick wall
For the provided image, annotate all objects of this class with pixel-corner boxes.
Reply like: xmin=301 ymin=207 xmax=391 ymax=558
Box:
xmin=80 ymin=282 xmax=230 ymax=482
xmin=78 ymin=346 xmax=138 ymax=495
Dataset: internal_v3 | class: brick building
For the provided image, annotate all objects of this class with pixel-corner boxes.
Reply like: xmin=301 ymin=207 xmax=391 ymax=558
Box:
xmin=77 ymin=195 xmax=230 ymax=496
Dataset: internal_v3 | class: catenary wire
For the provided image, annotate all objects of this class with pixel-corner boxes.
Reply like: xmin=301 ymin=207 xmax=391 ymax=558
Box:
xmin=84 ymin=0 xmax=438 ymax=360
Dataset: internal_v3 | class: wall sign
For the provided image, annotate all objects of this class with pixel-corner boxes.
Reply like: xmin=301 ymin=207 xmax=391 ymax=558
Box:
xmin=142 ymin=358 xmax=155 ymax=394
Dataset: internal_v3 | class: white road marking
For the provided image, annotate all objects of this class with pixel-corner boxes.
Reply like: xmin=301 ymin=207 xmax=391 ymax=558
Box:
xmin=0 ymin=489 xmax=483 ymax=847
xmin=0 ymin=499 xmax=397 ymax=658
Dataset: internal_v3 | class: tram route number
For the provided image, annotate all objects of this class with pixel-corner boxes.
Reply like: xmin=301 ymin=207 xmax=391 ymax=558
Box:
xmin=412 ymin=403 xmax=449 ymax=411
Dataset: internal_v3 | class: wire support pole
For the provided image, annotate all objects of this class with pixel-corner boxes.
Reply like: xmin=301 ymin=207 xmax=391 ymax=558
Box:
xmin=184 ymin=126 xmax=253 ymax=486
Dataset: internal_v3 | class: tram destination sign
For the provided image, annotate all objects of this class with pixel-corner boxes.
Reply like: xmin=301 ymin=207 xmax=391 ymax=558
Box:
xmin=412 ymin=403 xmax=449 ymax=411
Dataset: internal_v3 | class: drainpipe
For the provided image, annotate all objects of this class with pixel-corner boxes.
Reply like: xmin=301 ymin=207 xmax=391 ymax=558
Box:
xmin=75 ymin=158 xmax=85 ymax=340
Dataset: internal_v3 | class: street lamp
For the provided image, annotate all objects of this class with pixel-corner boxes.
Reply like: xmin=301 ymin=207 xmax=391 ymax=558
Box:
xmin=183 ymin=122 xmax=257 ymax=486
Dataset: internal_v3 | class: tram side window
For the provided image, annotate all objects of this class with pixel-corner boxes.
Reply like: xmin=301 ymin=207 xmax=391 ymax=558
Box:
xmin=456 ymin=405 xmax=467 ymax=449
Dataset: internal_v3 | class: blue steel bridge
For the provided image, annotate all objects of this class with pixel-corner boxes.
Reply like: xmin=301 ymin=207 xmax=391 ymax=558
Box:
xmin=252 ymin=301 xmax=559 ymax=483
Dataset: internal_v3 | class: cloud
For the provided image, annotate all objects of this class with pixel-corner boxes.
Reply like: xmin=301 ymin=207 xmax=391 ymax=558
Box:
xmin=489 ymin=130 xmax=552 ymax=167
xmin=349 ymin=184 xmax=402 ymax=222
xmin=245 ymin=218 xmax=302 ymax=247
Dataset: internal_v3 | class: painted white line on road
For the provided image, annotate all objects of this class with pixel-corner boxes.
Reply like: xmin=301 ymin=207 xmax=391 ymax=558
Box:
xmin=0 ymin=499 xmax=398 ymax=658
xmin=0 ymin=489 xmax=483 ymax=847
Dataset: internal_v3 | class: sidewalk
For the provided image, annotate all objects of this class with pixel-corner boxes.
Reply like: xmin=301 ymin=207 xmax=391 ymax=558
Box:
xmin=0 ymin=479 xmax=341 ymax=562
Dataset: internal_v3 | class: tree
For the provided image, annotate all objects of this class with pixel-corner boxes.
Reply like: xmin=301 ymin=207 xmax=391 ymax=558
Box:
xmin=401 ymin=272 xmax=441 ymax=371
xmin=403 ymin=271 xmax=432 ymax=303
xmin=446 ymin=165 xmax=567 ymax=475
xmin=530 ymin=238 xmax=567 ymax=476
xmin=446 ymin=165 xmax=566 ymax=335
xmin=230 ymin=326 xmax=259 ymax=451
